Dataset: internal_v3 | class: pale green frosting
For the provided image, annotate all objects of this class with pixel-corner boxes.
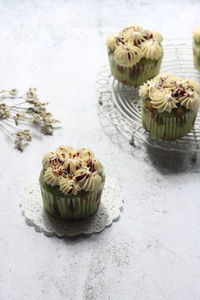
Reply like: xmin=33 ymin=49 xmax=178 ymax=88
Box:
xmin=149 ymin=88 xmax=178 ymax=112
xmin=151 ymin=30 xmax=163 ymax=43
xmin=178 ymin=91 xmax=200 ymax=110
xmin=42 ymin=152 xmax=54 ymax=169
xmin=140 ymin=40 xmax=163 ymax=60
xmin=123 ymin=30 xmax=146 ymax=46
xmin=186 ymin=79 xmax=200 ymax=93
xmin=139 ymin=80 xmax=155 ymax=99
xmin=106 ymin=25 xmax=163 ymax=65
xmin=139 ymin=73 xmax=200 ymax=112
xmin=114 ymin=44 xmax=141 ymax=67
xmin=41 ymin=146 xmax=105 ymax=195
xmin=44 ymin=167 xmax=60 ymax=186
xmin=106 ymin=34 xmax=118 ymax=51
xmin=75 ymin=168 xmax=102 ymax=191
xmin=59 ymin=177 xmax=80 ymax=195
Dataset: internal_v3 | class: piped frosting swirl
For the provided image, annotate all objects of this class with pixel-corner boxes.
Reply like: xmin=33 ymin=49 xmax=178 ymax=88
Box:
xmin=106 ymin=34 xmax=118 ymax=52
xmin=44 ymin=167 xmax=60 ymax=186
xmin=106 ymin=25 xmax=163 ymax=66
xmin=150 ymin=30 xmax=163 ymax=43
xmin=139 ymin=73 xmax=200 ymax=112
xmin=42 ymin=146 xmax=105 ymax=195
xmin=140 ymin=40 xmax=162 ymax=60
xmin=114 ymin=44 xmax=141 ymax=67
xmin=149 ymin=88 xmax=178 ymax=112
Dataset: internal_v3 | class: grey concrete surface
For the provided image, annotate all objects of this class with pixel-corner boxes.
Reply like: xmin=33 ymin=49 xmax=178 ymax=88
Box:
xmin=1 ymin=1 xmax=200 ymax=299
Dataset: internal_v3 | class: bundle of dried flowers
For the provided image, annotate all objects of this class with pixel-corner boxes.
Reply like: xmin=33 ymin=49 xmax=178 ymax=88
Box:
xmin=0 ymin=88 xmax=60 ymax=151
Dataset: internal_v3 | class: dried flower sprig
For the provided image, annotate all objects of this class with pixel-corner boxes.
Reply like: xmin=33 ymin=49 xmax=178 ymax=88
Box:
xmin=0 ymin=104 xmax=11 ymax=119
xmin=14 ymin=130 xmax=32 ymax=151
xmin=0 ymin=88 xmax=60 ymax=151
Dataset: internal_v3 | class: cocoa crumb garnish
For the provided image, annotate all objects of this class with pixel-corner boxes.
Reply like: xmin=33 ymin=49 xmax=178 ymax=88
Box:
xmin=66 ymin=164 xmax=71 ymax=174
xmin=171 ymin=87 xmax=186 ymax=98
xmin=142 ymin=30 xmax=153 ymax=40
xmin=171 ymin=90 xmax=179 ymax=97
xmin=62 ymin=168 xmax=69 ymax=176
xmin=67 ymin=187 xmax=74 ymax=195
xmin=50 ymin=156 xmax=58 ymax=165
xmin=87 ymin=159 xmax=96 ymax=172
xmin=134 ymin=40 xmax=141 ymax=46
xmin=76 ymin=173 xmax=87 ymax=182
xmin=178 ymin=87 xmax=186 ymax=95
xmin=116 ymin=37 xmax=125 ymax=45
xmin=58 ymin=158 xmax=64 ymax=165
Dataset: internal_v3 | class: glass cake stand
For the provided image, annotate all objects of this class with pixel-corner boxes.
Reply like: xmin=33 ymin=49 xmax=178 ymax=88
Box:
xmin=97 ymin=39 xmax=200 ymax=152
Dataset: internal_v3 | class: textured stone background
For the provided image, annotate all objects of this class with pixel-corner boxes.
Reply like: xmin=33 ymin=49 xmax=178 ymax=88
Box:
xmin=1 ymin=1 xmax=200 ymax=299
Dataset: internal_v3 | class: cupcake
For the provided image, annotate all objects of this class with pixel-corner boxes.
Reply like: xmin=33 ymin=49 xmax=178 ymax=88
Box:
xmin=192 ymin=28 xmax=200 ymax=71
xmin=139 ymin=73 xmax=200 ymax=140
xmin=39 ymin=146 xmax=105 ymax=220
xmin=106 ymin=25 xmax=163 ymax=86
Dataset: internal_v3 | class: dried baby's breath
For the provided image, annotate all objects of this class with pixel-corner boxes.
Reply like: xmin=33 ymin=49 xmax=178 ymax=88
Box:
xmin=9 ymin=89 xmax=18 ymax=96
xmin=14 ymin=113 xmax=26 ymax=125
xmin=14 ymin=130 xmax=32 ymax=151
xmin=0 ymin=88 xmax=60 ymax=151
xmin=41 ymin=124 xmax=53 ymax=135
xmin=0 ymin=104 xmax=11 ymax=119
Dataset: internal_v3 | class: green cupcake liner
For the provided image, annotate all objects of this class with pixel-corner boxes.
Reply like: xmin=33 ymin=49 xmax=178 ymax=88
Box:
xmin=141 ymin=106 xmax=198 ymax=140
xmin=193 ymin=41 xmax=200 ymax=72
xmin=108 ymin=53 xmax=162 ymax=86
xmin=39 ymin=172 xmax=104 ymax=220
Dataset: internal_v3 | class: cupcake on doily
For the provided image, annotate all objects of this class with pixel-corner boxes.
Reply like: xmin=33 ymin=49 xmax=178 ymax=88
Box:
xmin=106 ymin=25 xmax=163 ymax=86
xmin=39 ymin=146 xmax=105 ymax=220
xmin=192 ymin=28 xmax=200 ymax=71
xmin=139 ymin=73 xmax=200 ymax=140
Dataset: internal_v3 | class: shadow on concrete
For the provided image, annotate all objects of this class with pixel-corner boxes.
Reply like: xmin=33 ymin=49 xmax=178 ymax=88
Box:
xmin=145 ymin=143 xmax=199 ymax=174
xmin=98 ymin=109 xmax=200 ymax=174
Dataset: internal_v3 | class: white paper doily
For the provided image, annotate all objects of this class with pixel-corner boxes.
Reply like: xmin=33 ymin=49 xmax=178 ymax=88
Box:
xmin=20 ymin=177 xmax=123 ymax=237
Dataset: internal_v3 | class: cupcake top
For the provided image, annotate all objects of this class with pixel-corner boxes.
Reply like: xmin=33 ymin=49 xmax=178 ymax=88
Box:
xmin=193 ymin=28 xmax=200 ymax=43
xmin=139 ymin=73 xmax=200 ymax=112
xmin=106 ymin=25 xmax=163 ymax=67
xmin=42 ymin=146 xmax=105 ymax=195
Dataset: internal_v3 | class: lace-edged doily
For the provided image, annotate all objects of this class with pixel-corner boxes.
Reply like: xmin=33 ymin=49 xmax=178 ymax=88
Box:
xmin=20 ymin=177 xmax=123 ymax=237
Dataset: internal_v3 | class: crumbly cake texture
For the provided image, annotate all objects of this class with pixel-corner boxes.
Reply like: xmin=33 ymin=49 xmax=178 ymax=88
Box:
xmin=106 ymin=25 xmax=163 ymax=86
xmin=39 ymin=146 xmax=105 ymax=220
xmin=192 ymin=28 xmax=200 ymax=71
xmin=139 ymin=73 xmax=200 ymax=140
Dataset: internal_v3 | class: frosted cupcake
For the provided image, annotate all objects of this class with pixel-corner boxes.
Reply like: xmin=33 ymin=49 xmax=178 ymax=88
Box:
xmin=193 ymin=28 xmax=200 ymax=71
xmin=39 ymin=146 xmax=105 ymax=220
xmin=106 ymin=25 xmax=163 ymax=86
xmin=139 ymin=73 xmax=200 ymax=140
